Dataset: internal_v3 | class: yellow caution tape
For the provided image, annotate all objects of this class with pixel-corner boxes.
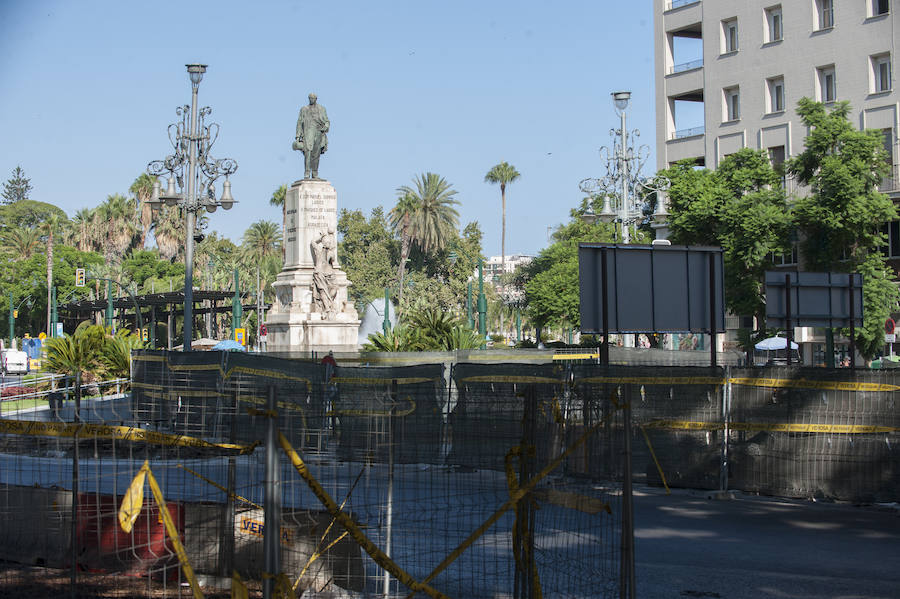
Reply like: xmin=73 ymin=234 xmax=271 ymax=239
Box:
xmin=279 ymin=432 xmax=450 ymax=599
xmin=331 ymin=376 xmax=441 ymax=385
xmin=579 ymin=376 xmax=727 ymax=386
xmin=458 ymin=375 xmax=563 ymax=384
xmin=642 ymin=418 xmax=900 ymax=434
xmin=176 ymin=465 xmax=261 ymax=510
xmin=118 ymin=461 xmax=204 ymax=599
xmin=638 ymin=425 xmax=670 ymax=494
xmin=552 ymin=352 xmax=600 ymax=361
xmin=117 ymin=466 xmax=148 ymax=533
xmin=0 ymin=419 xmax=257 ymax=453
xmin=728 ymin=377 xmax=900 ymax=392
xmin=409 ymin=417 xmax=608 ymax=598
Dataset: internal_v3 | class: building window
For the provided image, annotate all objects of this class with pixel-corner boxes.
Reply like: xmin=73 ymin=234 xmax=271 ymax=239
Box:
xmin=770 ymin=244 xmax=798 ymax=265
xmin=767 ymin=77 xmax=785 ymax=112
xmin=765 ymin=6 xmax=783 ymax=42
xmin=722 ymin=18 xmax=739 ymax=53
xmin=873 ymin=0 xmax=890 ymax=16
xmin=817 ymin=65 xmax=836 ymax=102
xmin=816 ymin=0 xmax=834 ymax=29
xmin=723 ymin=87 xmax=740 ymax=121
xmin=872 ymin=53 xmax=892 ymax=92
xmin=881 ymin=221 xmax=900 ymax=257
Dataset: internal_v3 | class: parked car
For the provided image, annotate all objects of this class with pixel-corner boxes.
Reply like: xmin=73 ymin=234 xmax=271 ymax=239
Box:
xmin=1 ymin=349 xmax=30 ymax=375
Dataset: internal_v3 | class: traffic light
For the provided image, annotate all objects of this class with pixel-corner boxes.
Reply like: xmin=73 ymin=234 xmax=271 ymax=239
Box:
xmin=141 ymin=328 xmax=149 ymax=342
xmin=75 ymin=268 xmax=86 ymax=287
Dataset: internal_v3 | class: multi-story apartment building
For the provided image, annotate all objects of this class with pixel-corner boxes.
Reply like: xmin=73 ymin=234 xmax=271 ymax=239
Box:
xmin=655 ymin=0 xmax=898 ymax=201
xmin=655 ymin=0 xmax=899 ymax=361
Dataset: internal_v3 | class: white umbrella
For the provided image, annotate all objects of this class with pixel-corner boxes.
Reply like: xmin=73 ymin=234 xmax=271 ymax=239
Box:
xmin=755 ymin=336 xmax=799 ymax=351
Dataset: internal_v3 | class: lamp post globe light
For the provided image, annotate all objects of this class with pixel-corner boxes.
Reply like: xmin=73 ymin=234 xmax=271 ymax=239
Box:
xmin=579 ymin=91 xmax=669 ymax=244
xmin=145 ymin=64 xmax=238 ymax=351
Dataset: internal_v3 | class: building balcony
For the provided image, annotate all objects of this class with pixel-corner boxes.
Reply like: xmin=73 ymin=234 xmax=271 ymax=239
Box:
xmin=664 ymin=66 xmax=703 ymax=100
xmin=663 ymin=1 xmax=702 ymax=35
xmin=668 ymin=59 xmax=703 ymax=75
xmin=665 ymin=132 xmax=705 ymax=164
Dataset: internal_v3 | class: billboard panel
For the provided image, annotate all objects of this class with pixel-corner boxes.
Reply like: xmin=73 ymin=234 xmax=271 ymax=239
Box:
xmin=765 ymin=271 xmax=863 ymax=328
xmin=579 ymin=244 xmax=725 ymax=334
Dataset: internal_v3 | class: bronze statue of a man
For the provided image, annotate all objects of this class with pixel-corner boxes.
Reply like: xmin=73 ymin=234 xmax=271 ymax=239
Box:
xmin=294 ymin=93 xmax=330 ymax=179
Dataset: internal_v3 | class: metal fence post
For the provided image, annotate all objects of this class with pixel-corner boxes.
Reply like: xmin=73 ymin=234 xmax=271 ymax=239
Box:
xmin=620 ymin=384 xmax=635 ymax=599
xmin=264 ymin=385 xmax=280 ymax=599
xmin=720 ymin=368 xmax=731 ymax=492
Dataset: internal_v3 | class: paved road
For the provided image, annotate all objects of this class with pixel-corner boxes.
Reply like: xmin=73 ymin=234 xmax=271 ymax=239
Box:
xmin=633 ymin=486 xmax=900 ymax=598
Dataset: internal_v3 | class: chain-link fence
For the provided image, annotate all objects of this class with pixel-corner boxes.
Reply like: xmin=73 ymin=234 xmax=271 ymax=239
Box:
xmin=1 ymin=350 xmax=898 ymax=598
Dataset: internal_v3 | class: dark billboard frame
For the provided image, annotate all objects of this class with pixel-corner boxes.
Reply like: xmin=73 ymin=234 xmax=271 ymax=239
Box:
xmin=579 ymin=244 xmax=725 ymax=365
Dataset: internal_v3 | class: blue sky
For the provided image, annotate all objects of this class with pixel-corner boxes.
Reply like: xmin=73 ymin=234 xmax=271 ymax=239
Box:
xmin=0 ymin=0 xmax=656 ymax=258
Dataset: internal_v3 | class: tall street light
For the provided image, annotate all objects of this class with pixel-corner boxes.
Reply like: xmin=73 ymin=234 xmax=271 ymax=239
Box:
xmin=145 ymin=64 xmax=238 ymax=351
xmin=579 ymin=91 xmax=669 ymax=243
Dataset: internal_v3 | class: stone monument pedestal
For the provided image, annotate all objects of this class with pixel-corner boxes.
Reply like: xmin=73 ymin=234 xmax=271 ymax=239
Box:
xmin=266 ymin=179 xmax=359 ymax=353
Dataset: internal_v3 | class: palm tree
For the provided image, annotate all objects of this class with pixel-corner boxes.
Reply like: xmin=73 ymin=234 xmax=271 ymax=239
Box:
xmin=40 ymin=213 xmax=64 ymax=336
xmin=153 ymin=205 xmax=184 ymax=261
xmin=398 ymin=173 xmax=460 ymax=256
xmin=68 ymin=208 xmax=96 ymax=252
xmin=1 ymin=225 xmax=41 ymax=259
xmin=96 ymin=194 xmax=139 ymax=262
xmin=130 ymin=174 xmax=157 ymax=250
xmin=43 ymin=325 xmax=104 ymax=418
xmin=269 ymin=184 xmax=288 ymax=261
xmin=484 ymin=161 xmax=520 ymax=274
xmin=389 ymin=192 xmax=420 ymax=296
xmin=242 ymin=220 xmax=282 ymax=263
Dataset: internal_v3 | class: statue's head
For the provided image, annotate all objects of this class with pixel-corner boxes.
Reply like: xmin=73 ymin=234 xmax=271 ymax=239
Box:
xmin=308 ymin=93 xmax=317 ymax=105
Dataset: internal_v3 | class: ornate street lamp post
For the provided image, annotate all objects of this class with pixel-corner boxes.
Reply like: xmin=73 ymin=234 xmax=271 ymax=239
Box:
xmin=579 ymin=91 xmax=669 ymax=243
xmin=146 ymin=64 xmax=238 ymax=351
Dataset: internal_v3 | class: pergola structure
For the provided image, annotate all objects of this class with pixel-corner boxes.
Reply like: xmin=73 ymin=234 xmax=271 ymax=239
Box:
xmin=59 ymin=291 xmax=267 ymax=349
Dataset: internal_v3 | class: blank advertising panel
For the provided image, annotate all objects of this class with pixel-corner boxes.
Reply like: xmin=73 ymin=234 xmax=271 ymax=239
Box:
xmin=579 ymin=244 xmax=725 ymax=334
xmin=765 ymin=271 xmax=862 ymax=328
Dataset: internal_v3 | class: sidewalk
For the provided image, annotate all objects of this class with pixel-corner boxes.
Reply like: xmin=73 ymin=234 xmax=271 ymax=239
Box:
xmin=633 ymin=485 xmax=900 ymax=598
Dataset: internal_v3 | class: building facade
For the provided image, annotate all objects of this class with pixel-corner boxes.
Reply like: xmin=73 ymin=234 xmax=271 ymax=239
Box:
xmin=655 ymin=0 xmax=898 ymax=196
xmin=655 ymin=0 xmax=900 ymax=362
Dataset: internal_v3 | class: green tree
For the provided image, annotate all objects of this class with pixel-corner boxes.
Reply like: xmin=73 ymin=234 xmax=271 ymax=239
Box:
xmin=338 ymin=207 xmax=396 ymax=310
xmin=398 ymin=172 xmax=460 ymax=255
xmin=0 ymin=225 xmax=42 ymax=260
xmin=42 ymin=324 xmax=104 ymax=416
xmin=521 ymin=201 xmax=617 ymax=340
xmin=130 ymin=173 xmax=157 ymax=250
xmin=389 ymin=193 xmax=419 ymax=296
xmin=787 ymin=98 xmax=899 ymax=359
xmin=661 ymin=148 xmax=793 ymax=343
xmin=242 ymin=220 xmax=282 ymax=263
xmin=1 ymin=166 xmax=33 ymax=205
xmin=0 ymin=199 xmax=67 ymax=228
xmin=484 ymin=161 xmax=521 ymax=273
xmin=270 ymin=184 xmax=288 ymax=259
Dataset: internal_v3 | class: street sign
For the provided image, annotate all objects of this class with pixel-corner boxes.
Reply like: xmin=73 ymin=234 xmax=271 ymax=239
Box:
xmin=260 ymin=323 xmax=267 ymax=336
xmin=55 ymin=323 xmax=63 ymax=337
xmin=885 ymin=318 xmax=895 ymax=335
xmin=38 ymin=332 xmax=46 ymax=340
xmin=235 ymin=328 xmax=246 ymax=346
xmin=75 ymin=268 xmax=86 ymax=287
xmin=886 ymin=334 xmax=896 ymax=343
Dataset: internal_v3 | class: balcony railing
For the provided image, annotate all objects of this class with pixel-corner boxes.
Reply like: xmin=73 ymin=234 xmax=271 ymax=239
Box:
xmin=672 ymin=126 xmax=704 ymax=139
xmin=667 ymin=0 xmax=701 ymax=10
xmin=668 ymin=59 xmax=703 ymax=74
xmin=879 ymin=174 xmax=898 ymax=193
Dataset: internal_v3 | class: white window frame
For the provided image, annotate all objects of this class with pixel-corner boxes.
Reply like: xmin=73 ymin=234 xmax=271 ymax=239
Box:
xmin=722 ymin=18 xmax=739 ymax=54
xmin=817 ymin=65 xmax=836 ymax=102
xmin=767 ymin=77 xmax=785 ymax=113
xmin=724 ymin=86 xmax=740 ymax=121
xmin=816 ymin=0 xmax=834 ymax=29
xmin=871 ymin=54 xmax=892 ymax=93
xmin=765 ymin=5 xmax=783 ymax=43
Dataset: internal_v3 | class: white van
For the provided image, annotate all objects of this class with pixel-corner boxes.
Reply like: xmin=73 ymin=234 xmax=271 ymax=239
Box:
xmin=1 ymin=349 xmax=29 ymax=375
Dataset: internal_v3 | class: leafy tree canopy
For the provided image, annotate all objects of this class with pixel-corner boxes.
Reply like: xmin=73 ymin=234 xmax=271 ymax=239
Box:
xmin=661 ymin=148 xmax=793 ymax=326
xmin=787 ymin=98 xmax=899 ymax=359
xmin=0 ymin=199 xmax=68 ymax=228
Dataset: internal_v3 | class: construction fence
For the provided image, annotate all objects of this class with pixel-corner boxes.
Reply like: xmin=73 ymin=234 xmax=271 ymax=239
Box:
xmin=0 ymin=350 xmax=897 ymax=598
